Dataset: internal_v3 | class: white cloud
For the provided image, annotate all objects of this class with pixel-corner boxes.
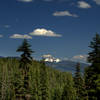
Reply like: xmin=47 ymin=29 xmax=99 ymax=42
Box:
xmin=29 ymin=28 xmax=62 ymax=37
xmin=10 ymin=34 xmax=32 ymax=39
xmin=53 ymin=10 xmax=78 ymax=17
xmin=93 ymin=0 xmax=100 ymax=5
xmin=17 ymin=0 xmax=33 ymax=2
xmin=0 ymin=35 xmax=3 ymax=38
xmin=71 ymin=55 xmax=88 ymax=62
xmin=77 ymin=1 xmax=91 ymax=9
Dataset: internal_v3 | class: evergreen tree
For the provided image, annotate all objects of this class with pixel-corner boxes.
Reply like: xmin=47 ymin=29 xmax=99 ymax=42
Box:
xmin=88 ymin=34 xmax=100 ymax=64
xmin=61 ymin=73 xmax=76 ymax=100
xmin=40 ymin=61 xmax=50 ymax=100
xmin=31 ymin=63 xmax=41 ymax=100
xmin=85 ymin=33 xmax=100 ymax=100
xmin=0 ymin=57 xmax=79 ymax=99
xmin=16 ymin=39 xmax=34 ymax=99
xmin=74 ymin=63 xmax=88 ymax=100
xmin=17 ymin=39 xmax=34 ymax=70
xmin=53 ymin=87 xmax=61 ymax=100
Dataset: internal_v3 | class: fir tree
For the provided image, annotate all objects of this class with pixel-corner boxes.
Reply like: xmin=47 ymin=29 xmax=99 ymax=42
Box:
xmin=88 ymin=33 xmax=100 ymax=64
xmin=0 ymin=57 xmax=79 ymax=99
xmin=74 ymin=63 xmax=88 ymax=100
xmin=61 ymin=73 xmax=76 ymax=100
xmin=53 ymin=87 xmax=61 ymax=100
xmin=17 ymin=39 xmax=34 ymax=70
xmin=85 ymin=33 xmax=100 ymax=100
xmin=40 ymin=61 xmax=50 ymax=100
xmin=16 ymin=39 xmax=34 ymax=99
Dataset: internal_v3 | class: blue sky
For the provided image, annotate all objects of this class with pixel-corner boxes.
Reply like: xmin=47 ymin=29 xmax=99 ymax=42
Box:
xmin=0 ymin=0 xmax=100 ymax=62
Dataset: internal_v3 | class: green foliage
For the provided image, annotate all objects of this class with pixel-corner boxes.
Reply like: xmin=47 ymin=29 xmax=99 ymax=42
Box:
xmin=0 ymin=58 xmax=77 ymax=100
xmin=53 ymin=87 xmax=62 ymax=100
xmin=17 ymin=39 xmax=34 ymax=69
xmin=88 ymin=33 xmax=100 ymax=64
xmin=1 ymin=34 xmax=100 ymax=100
xmin=16 ymin=39 xmax=34 ymax=99
xmin=40 ymin=61 xmax=50 ymax=100
xmin=85 ymin=33 xmax=100 ymax=100
xmin=61 ymin=73 xmax=76 ymax=100
xmin=74 ymin=63 xmax=88 ymax=100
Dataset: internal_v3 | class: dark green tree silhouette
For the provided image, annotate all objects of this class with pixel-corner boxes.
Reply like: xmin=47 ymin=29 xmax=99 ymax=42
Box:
xmin=88 ymin=33 xmax=100 ymax=64
xmin=16 ymin=39 xmax=34 ymax=99
xmin=74 ymin=63 xmax=88 ymax=100
xmin=85 ymin=33 xmax=100 ymax=100
xmin=17 ymin=39 xmax=34 ymax=70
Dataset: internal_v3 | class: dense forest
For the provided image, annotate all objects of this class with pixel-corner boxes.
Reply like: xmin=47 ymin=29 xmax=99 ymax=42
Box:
xmin=0 ymin=34 xmax=100 ymax=100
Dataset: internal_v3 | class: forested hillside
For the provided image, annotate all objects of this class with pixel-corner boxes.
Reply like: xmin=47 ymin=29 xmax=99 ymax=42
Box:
xmin=0 ymin=58 xmax=77 ymax=100
xmin=0 ymin=34 xmax=100 ymax=100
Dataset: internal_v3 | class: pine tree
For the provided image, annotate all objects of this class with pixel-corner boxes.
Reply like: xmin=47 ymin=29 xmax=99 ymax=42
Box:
xmin=85 ymin=33 xmax=100 ymax=100
xmin=17 ymin=39 xmax=34 ymax=70
xmin=40 ymin=61 xmax=50 ymax=100
xmin=53 ymin=87 xmax=61 ymax=100
xmin=88 ymin=34 xmax=100 ymax=64
xmin=61 ymin=73 xmax=76 ymax=100
xmin=16 ymin=39 xmax=34 ymax=99
xmin=0 ymin=57 xmax=81 ymax=99
xmin=32 ymin=63 xmax=41 ymax=100
xmin=74 ymin=63 xmax=88 ymax=100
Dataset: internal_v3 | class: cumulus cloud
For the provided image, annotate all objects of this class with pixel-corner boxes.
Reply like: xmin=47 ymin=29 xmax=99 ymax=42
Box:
xmin=77 ymin=1 xmax=91 ymax=9
xmin=71 ymin=55 xmax=88 ymax=62
xmin=0 ymin=35 xmax=3 ymax=38
xmin=93 ymin=0 xmax=100 ymax=5
xmin=17 ymin=0 xmax=33 ymax=2
xmin=53 ymin=10 xmax=78 ymax=17
xmin=29 ymin=28 xmax=62 ymax=37
xmin=10 ymin=34 xmax=32 ymax=39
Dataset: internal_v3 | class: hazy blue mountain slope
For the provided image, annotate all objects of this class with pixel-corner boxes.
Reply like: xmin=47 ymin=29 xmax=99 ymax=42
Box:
xmin=46 ymin=60 xmax=89 ymax=74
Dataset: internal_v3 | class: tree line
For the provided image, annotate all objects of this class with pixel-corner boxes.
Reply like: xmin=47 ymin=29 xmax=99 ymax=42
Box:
xmin=0 ymin=33 xmax=100 ymax=100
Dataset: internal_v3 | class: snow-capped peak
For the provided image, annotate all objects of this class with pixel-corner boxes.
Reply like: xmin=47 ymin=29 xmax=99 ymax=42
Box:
xmin=42 ymin=54 xmax=61 ymax=63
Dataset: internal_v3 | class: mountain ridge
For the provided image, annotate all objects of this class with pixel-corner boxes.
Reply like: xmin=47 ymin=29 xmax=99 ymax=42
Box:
xmin=46 ymin=60 xmax=89 ymax=74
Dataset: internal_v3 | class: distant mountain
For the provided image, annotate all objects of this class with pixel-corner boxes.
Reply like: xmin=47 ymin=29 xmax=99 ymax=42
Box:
xmin=6 ymin=56 xmax=20 ymax=59
xmin=0 ymin=55 xmax=89 ymax=74
xmin=42 ymin=54 xmax=61 ymax=63
xmin=0 ymin=56 xmax=20 ymax=59
xmin=0 ymin=56 xmax=4 ymax=58
xmin=46 ymin=60 xmax=89 ymax=74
